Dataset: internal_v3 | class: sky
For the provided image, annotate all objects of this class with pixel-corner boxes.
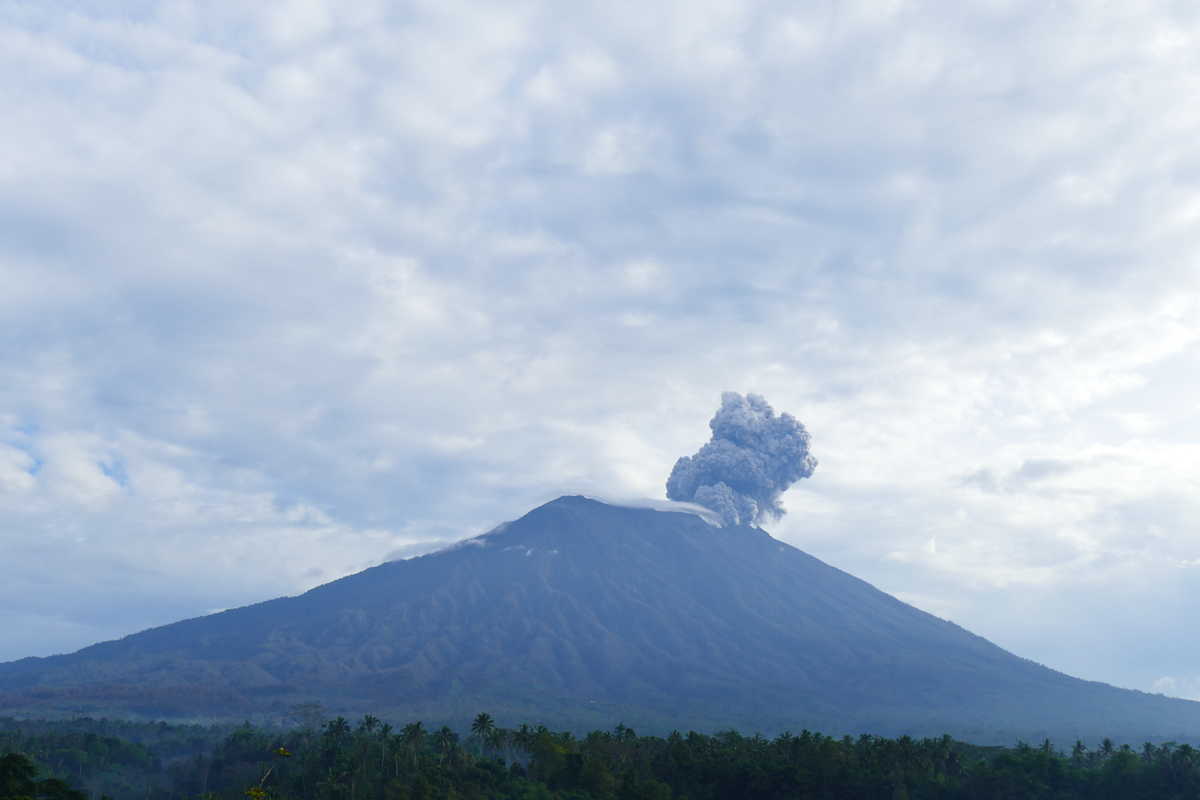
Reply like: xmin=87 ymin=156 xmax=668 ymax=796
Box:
xmin=2 ymin=0 xmax=1199 ymax=700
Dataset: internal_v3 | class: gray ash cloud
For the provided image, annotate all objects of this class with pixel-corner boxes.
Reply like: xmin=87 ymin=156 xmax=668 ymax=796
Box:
xmin=666 ymin=392 xmax=817 ymax=526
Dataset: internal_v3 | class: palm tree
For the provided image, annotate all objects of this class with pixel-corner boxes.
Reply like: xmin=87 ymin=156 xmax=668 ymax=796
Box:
xmin=471 ymin=712 xmax=495 ymax=755
xmin=486 ymin=726 xmax=509 ymax=764
xmin=325 ymin=717 xmax=351 ymax=740
xmin=512 ymin=723 xmax=534 ymax=759
xmin=401 ymin=722 xmax=426 ymax=770
xmin=379 ymin=722 xmax=393 ymax=773
xmin=435 ymin=726 xmax=459 ymax=765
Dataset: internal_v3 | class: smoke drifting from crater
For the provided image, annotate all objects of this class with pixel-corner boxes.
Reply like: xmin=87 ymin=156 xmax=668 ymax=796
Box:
xmin=666 ymin=392 xmax=817 ymax=526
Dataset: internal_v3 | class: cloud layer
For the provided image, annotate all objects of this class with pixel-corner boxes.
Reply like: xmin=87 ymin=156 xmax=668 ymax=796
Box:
xmin=2 ymin=1 xmax=1200 ymax=697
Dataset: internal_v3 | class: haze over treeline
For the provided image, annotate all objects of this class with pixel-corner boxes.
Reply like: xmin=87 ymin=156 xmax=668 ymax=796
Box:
xmin=6 ymin=714 xmax=1200 ymax=800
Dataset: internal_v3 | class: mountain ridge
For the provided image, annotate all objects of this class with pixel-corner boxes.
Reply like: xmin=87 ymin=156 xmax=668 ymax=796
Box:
xmin=3 ymin=495 xmax=1198 ymax=742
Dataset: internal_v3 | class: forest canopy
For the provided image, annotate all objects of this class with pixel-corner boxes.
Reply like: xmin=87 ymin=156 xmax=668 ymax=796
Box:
xmin=4 ymin=714 xmax=1200 ymax=800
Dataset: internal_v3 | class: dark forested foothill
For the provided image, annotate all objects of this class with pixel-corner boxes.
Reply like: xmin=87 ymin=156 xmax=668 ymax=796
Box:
xmin=7 ymin=714 xmax=1200 ymax=800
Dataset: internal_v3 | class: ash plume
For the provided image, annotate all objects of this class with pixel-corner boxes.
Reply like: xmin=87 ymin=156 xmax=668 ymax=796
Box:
xmin=666 ymin=392 xmax=817 ymax=526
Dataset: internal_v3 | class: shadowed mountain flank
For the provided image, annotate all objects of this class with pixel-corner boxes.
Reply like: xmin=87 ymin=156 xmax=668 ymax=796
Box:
xmin=2 ymin=496 xmax=1198 ymax=741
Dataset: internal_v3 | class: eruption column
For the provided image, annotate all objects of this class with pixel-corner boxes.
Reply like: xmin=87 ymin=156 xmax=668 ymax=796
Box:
xmin=666 ymin=392 xmax=817 ymax=526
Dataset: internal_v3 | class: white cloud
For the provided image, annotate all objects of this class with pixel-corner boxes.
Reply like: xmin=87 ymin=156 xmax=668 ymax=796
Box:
xmin=1152 ymin=676 xmax=1200 ymax=702
xmin=2 ymin=0 xmax=1200 ymax=697
xmin=0 ymin=444 xmax=36 ymax=494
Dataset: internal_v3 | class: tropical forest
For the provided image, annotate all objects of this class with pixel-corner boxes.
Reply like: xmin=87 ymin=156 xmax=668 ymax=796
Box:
xmin=4 ymin=712 xmax=1200 ymax=800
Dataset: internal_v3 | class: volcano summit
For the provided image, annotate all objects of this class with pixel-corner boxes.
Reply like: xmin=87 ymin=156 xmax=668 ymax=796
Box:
xmin=3 ymin=495 xmax=1199 ymax=742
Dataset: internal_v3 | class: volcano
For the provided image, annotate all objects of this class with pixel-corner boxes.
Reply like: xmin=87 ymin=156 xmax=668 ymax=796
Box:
xmin=3 ymin=495 xmax=1198 ymax=741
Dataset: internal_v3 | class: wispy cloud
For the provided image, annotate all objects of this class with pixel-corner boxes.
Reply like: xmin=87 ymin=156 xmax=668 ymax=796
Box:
xmin=2 ymin=0 xmax=1200 ymax=694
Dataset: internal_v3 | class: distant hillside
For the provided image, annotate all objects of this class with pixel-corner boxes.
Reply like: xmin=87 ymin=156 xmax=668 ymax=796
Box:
xmin=3 ymin=496 xmax=1198 ymax=743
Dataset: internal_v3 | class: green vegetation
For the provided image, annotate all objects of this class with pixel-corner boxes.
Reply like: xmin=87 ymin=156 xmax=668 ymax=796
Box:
xmin=0 ymin=717 xmax=228 ymax=799
xmin=0 ymin=752 xmax=85 ymax=800
xmin=5 ymin=714 xmax=1200 ymax=799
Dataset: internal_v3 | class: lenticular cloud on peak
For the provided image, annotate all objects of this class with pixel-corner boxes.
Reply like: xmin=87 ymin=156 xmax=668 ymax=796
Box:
xmin=666 ymin=392 xmax=817 ymax=526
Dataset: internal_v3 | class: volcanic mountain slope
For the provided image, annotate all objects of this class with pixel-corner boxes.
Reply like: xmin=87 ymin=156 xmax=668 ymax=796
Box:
xmin=3 ymin=495 xmax=1199 ymax=741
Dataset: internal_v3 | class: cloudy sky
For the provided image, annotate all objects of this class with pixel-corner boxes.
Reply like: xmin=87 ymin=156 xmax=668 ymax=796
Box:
xmin=3 ymin=0 xmax=1199 ymax=699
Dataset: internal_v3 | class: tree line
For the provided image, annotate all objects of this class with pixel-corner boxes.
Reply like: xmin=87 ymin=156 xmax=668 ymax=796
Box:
xmin=0 ymin=716 xmax=225 ymax=800
xmin=5 ymin=712 xmax=1200 ymax=799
